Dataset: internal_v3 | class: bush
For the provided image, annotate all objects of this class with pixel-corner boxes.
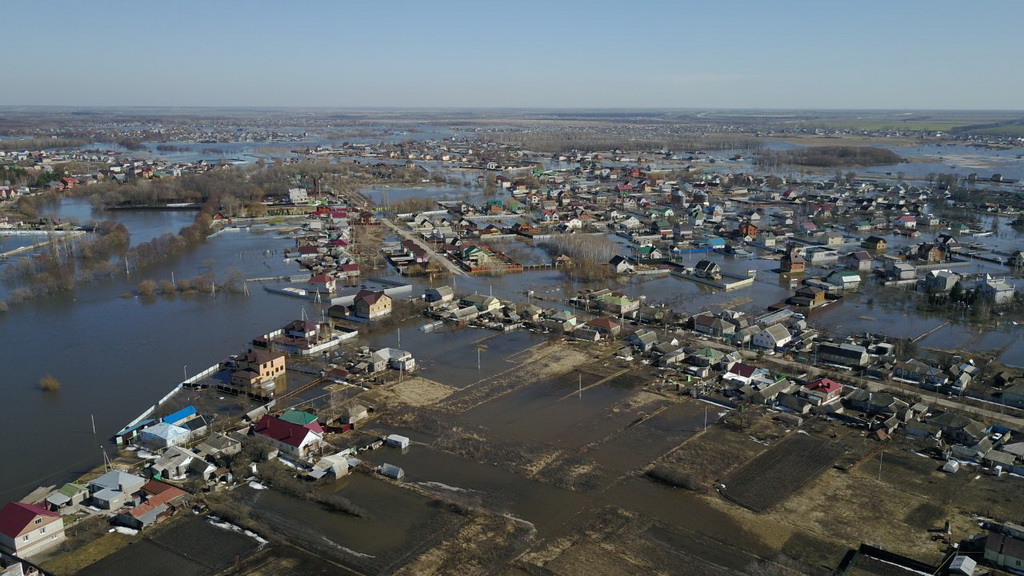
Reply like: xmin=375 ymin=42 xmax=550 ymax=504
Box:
xmin=39 ymin=374 xmax=61 ymax=392
xmin=646 ymin=464 xmax=705 ymax=492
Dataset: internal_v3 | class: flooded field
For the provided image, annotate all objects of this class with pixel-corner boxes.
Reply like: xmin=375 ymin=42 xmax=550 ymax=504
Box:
xmin=233 ymin=474 xmax=463 ymax=574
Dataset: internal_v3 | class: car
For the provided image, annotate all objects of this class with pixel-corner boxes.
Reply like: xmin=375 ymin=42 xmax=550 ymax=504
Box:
xmin=992 ymin=433 xmax=1004 ymax=442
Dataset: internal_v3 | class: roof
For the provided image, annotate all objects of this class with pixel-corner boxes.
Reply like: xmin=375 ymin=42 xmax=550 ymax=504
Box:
xmin=254 ymin=415 xmax=323 ymax=448
xmin=280 ymin=409 xmax=318 ymax=426
xmin=0 ymin=502 xmax=59 ymax=538
xmin=729 ymin=363 xmax=757 ymax=378
xmin=89 ymin=470 xmax=146 ymax=493
xmin=162 ymin=405 xmax=197 ymax=425
xmin=355 ymin=289 xmax=388 ymax=305
xmin=142 ymin=422 xmax=190 ymax=441
xmin=805 ymin=377 xmax=842 ymax=395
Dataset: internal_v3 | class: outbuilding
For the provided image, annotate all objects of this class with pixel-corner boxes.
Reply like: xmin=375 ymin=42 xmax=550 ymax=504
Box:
xmin=385 ymin=434 xmax=410 ymax=449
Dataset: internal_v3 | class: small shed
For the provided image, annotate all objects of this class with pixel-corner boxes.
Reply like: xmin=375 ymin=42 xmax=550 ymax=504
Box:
xmin=378 ymin=463 xmax=405 ymax=480
xmin=385 ymin=434 xmax=410 ymax=449
xmin=942 ymin=460 xmax=961 ymax=474
xmin=949 ymin=554 xmax=977 ymax=576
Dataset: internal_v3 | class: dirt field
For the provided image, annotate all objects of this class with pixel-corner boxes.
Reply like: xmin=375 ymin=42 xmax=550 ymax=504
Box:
xmin=723 ymin=433 xmax=846 ymax=512
xmin=439 ymin=341 xmax=597 ymax=413
xmin=376 ymin=376 xmax=457 ymax=406
xmin=75 ymin=516 xmax=261 ymax=576
xmin=219 ymin=545 xmax=360 ymax=575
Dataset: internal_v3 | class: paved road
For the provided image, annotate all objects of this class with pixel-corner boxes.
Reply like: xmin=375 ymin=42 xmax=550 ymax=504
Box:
xmin=748 ymin=351 xmax=1024 ymax=429
xmin=379 ymin=217 xmax=468 ymax=277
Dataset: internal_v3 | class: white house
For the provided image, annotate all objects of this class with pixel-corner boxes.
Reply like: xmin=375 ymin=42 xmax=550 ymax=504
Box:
xmin=979 ymin=277 xmax=1015 ymax=305
xmin=139 ymin=422 xmax=190 ymax=449
xmin=752 ymin=324 xmax=792 ymax=350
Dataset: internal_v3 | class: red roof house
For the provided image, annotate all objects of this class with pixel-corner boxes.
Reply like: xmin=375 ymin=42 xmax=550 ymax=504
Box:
xmin=254 ymin=415 xmax=324 ymax=459
xmin=0 ymin=501 xmax=66 ymax=557
xmin=802 ymin=377 xmax=843 ymax=405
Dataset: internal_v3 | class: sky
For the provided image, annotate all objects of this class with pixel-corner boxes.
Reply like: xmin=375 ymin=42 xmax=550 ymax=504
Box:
xmin=3 ymin=0 xmax=1022 ymax=110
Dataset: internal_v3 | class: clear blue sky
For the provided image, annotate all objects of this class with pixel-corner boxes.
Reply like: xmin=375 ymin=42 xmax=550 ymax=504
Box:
xmin=4 ymin=0 xmax=1021 ymax=109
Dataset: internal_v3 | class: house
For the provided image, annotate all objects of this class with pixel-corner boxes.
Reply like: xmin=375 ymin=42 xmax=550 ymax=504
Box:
xmin=138 ymin=422 xmax=190 ymax=449
xmin=342 ymin=404 xmax=369 ymax=425
xmin=816 ymin=342 xmax=869 ymax=367
xmin=459 ymin=293 xmax=501 ymax=314
xmin=232 ymin=349 xmax=286 ymax=388
xmin=87 ymin=470 xmax=146 ymax=510
xmin=283 ymin=320 xmax=318 ymax=341
xmin=845 ymin=251 xmax=874 ymax=272
xmin=862 ymin=236 xmax=887 ymax=252
xmin=424 ymin=286 xmax=454 ymax=305
xmin=594 ymin=292 xmax=640 ymax=315
xmin=801 ymin=377 xmax=843 ymax=405
xmin=916 ymin=243 xmax=942 ymax=264
xmin=896 ymin=214 xmax=917 ymax=230
xmin=923 ymin=270 xmax=960 ymax=293
xmin=112 ymin=481 xmax=189 ymax=531
xmin=254 ymin=415 xmax=324 ymax=459
xmin=628 ymin=328 xmax=659 ymax=353
xmin=781 ymin=245 xmax=805 ymax=273
xmin=194 ymin=433 xmax=242 ymax=459
xmin=984 ymin=528 xmax=1024 ymax=573
xmin=161 ymin=405 xmax=198 ymax=427
xmin=694 ymin=260 xmax=722 ymax=281
xmin=825 ymin=270 xmax=861 ymax=290
xmin=752 ymin=324 xmax=792 ymax=350
xmin=0 ymin=502 xmax=65 ymax=557
xmin=929 ymin=412 xmax=986 ymax=446
xmin=608 ymin=255 xmax=633 ymax=275
xmin=805 ymin=247 xmax=839 ymax=266
xmin=309 ymin=453 xmax=350 ymax=480
xmin=893 ymin=359 xmax=948 ymax=388
xmin=978 ymin=277 xmax=1015 ymax=305
xmin=375 ymin=348 xmax=415 ymax=371
xmin=279 ymin=409 xmax=318 ymax=426
xmin=44 ymin=483 xmax=88 ymax=513
xmin=353 ymin=290 xmax=392 ymax=319
xmin=887 ymin=261 xmax=917 ymax=282
xmin=586 ymin=317 xmax=621 ymax=337
xmin=791 ymin=285 xmax=826 ymax=307
xmin=307 ymin=274 xmax=336 ymax=294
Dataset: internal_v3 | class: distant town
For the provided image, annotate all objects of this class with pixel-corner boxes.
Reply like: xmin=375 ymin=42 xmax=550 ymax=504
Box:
xmin=2 ymin=107 xmax=1024 ymax=576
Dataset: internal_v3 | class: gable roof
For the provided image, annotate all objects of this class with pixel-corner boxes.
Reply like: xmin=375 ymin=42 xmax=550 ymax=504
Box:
xmin=0 ymin=502 xmax=59 ymax=538
xmin=254 ymin=415 xmax=323 ymax=448
xmin=805 ymin=377 xmax=842 ymax=395
xmin=162 ymin=405 xmax=197 ymax=425
xmin=355 ymin=289 xmax=387 ymax=305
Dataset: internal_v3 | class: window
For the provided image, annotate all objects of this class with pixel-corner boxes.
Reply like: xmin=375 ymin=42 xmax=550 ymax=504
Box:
xmin=40 ymin=526 xmax=46 ymax=534
xmin=22 ymin=535 xmax=29 ymax=541
xmin=34 ymin=518 xmax=41 ymax=524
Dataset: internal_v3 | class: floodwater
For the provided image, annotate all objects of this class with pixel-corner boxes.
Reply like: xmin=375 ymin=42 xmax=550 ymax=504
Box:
xmin=0 ymin=199 xmax=304 ymax=501
xmin=241 ymin=474 xmax=460 ymax=573
xmin=4 ymin=182 xmax=1024 ymax=504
